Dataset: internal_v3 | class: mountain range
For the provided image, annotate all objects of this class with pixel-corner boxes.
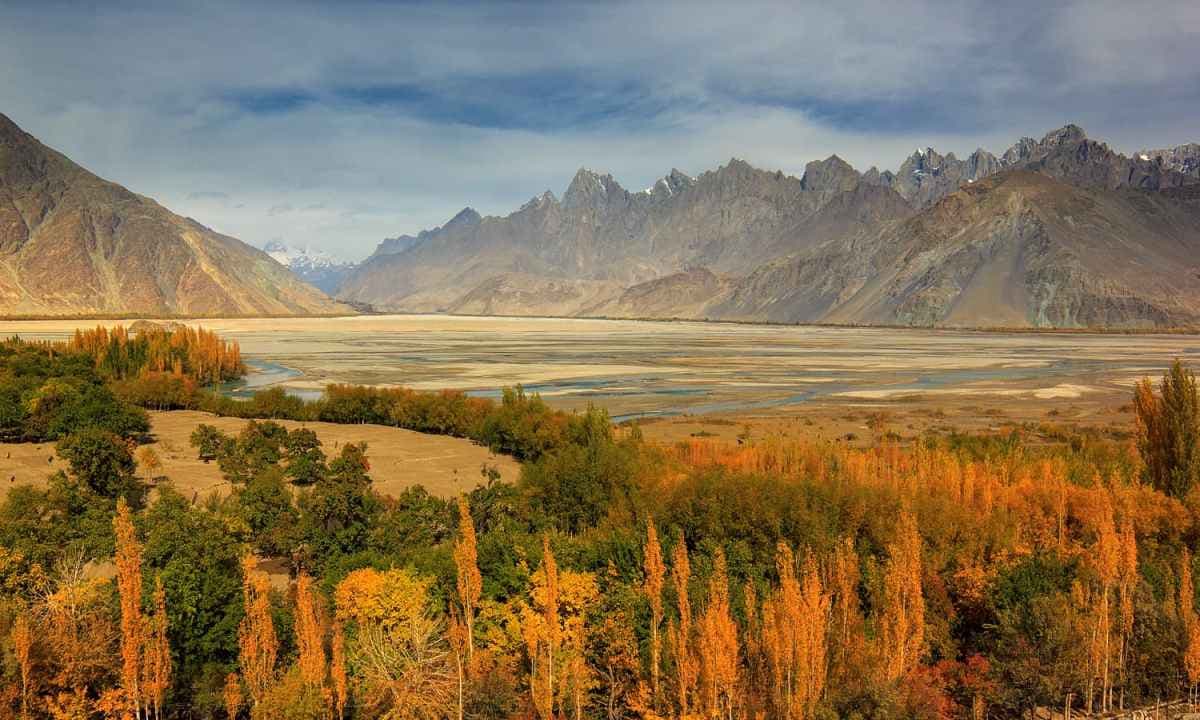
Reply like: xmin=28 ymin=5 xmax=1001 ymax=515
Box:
xmin=337 ymin=124 xmax=1200 ymax=328
xmin=3 ymin=109 xmax=1199 ymax=329
xmin=0 ymin=113 xmax=346 ymax=317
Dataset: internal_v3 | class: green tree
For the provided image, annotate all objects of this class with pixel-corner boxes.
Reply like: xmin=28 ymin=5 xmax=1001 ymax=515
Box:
xmin=1134 ymin=360 xmax=1200 ymax=498
xmin=234 ymin=467 xmax=299 ymax=557
xmin=56 ymin=427 xmax=140 ymax=499
xmin=191 ymin=423 xmax=228 ymax=462
xmin=284 ymin=428 xmax=327 ymax=485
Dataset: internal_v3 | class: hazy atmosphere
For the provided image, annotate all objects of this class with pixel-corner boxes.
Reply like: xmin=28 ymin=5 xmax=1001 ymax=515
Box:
xmin=3 ymin=0 xmax=1198 ymax=258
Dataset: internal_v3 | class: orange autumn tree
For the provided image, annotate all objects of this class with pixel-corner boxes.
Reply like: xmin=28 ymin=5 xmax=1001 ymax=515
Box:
xmin=114 ymin=498 xmax=145 ymax=720
xmin=331 ymin=621 xmax=348 ymax=720
xmin=697 ymin=549 xmax=739 ymax=719
xmin=880 ymin=509 xmax=924 ymax=683
xmin=1116 ymin=518 xmax=1137 ymax=708
xmin=224 ymin=673 xmax=242 ymax=720
xmin=643 ymin=517 xmax=666 ymax=709
xmin=671 ymin=533 xmax=698 ymax=718
xmin=763 ymin=543 xmax=830 ymax=720
xmin=533 ymin=535 xmax=560 ymax=720
xmin=13 ymin=611 xmax=33 ymax=720
xmin=238 ymin=556 xmax=279 ymax=708
xmin=1089 ymin=499 xmax=1120 ymax=713
xmin=453 ymin=495 xmax=482 ymax=668
xmin=142 ymin=576 xmax=172 ymax=720
xmin=294 ymin=573 xmax=327 ymax=691
xmin=828 ymin=536 xmax=863 ymax=676
xmin=520 ymin=547 xmax=598 ymax=720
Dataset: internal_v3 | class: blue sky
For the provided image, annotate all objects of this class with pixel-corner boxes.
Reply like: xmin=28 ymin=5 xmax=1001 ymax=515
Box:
xmin=3 ymin=0 xmax=1199 ymax=260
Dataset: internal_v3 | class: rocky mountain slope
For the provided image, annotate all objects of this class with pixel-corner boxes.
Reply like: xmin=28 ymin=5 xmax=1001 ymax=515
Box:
xmin=339 ymin=125 xmax=1200 ymax=328
xmin=263 ymin=240 xmax=356 ymax=295
xmin=0 ymin=113 xmax=347 ymax=316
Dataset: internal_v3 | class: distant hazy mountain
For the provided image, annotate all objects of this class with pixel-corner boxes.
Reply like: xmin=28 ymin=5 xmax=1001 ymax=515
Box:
xmin=0 ymin=113 xmax=349 ymax=317
xmin=338 ymin=125 xmax=1200 ymax=328
xmin=262 ymin=240 xmax=356 ymax=295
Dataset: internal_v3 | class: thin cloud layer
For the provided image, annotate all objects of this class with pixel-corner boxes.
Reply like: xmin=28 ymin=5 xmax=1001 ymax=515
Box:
xmin=2 ymin=0 xmax=1198 ymax=259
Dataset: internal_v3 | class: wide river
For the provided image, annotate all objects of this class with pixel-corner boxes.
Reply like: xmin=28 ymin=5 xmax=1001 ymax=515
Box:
xmin=5 ymin=315 xmax=1200 ymax=419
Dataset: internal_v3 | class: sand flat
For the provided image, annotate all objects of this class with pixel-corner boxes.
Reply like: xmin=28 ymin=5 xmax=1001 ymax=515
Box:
xmin=4 ymin=314 xmax=1199 ymax=418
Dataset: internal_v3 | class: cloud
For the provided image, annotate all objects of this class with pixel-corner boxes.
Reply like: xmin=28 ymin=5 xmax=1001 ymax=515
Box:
xmin=1 ymin=0 xmax=1197 ymax=260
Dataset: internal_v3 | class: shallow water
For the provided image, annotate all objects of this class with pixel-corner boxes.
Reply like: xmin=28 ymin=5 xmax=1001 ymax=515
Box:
xmin=6 ymin=315 xmax=1199 ymax=417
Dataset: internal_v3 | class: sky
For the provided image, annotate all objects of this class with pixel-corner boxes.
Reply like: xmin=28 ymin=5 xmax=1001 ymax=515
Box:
xmin=2 ymin=0 xmax=1199 ymax=261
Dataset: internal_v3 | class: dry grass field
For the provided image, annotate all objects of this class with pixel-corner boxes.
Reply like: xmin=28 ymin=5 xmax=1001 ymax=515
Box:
xmin=0 ymin=410 xmax=519 ymax=502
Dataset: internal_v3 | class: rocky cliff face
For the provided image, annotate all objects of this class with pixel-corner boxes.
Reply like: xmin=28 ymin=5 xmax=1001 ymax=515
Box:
xmin=337 ymin=123 xmax=1200 ymax=328
xmin=0 ymin=113 xmax=348 ymax=316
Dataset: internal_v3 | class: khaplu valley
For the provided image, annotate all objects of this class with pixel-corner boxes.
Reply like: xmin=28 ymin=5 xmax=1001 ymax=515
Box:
xmin=3 ymin=2 xmax=1200 ymax=719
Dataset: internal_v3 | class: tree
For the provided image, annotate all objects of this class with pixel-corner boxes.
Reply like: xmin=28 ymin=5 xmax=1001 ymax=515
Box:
xmin=238 ymin=556 xmax=279 ymax=707
xmin=453 ymin=495 xmax=482 ymax=668
xmin=643 ymin=517 xmax=666 ymax=709
xmin=295 ymin=573 xmax=328 ymax=690
xmin=284 ymin=428 xmax=327 ymax=485
xmin=880 ymin=510 xmax=924 ymax=683
xmin=138 ymin=446 xmax=163 ymax=482
xmin=334 ymin=567 xmax=453 ymax=718
xmin=114 ymin=498 xmax=144 ymax=719
xmin=1134 ymin=360 xmax=1200 ymax=498
xmin=13 ymin=611 xmax=32 ymax=720
xmin=671 ymin=532 xmax=697 ymax=718
xmin=58 ymin=427 xmax=138 ymax=499
xmin=191 ymin=424 xmax=227 ymax=462
xmin=224 ymin=673 xmax=242 ymax=720
xmin=332 ymin=621 xmax=348 ymax=720
xmin=698 ymin=549 xmax=739 ymax=719
xmin=143 ymin=576 xmax=172 ymax=720
xmin=541 ymin=535 xmax=560 ymax=720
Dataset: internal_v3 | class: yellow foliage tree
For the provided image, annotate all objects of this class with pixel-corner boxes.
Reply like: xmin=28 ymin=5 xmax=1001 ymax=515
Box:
xmin=224 ymin=673 xmax=242 ymax=720
xmin=453 ymin=495 xmax=483 ymax=668
xmin=238 ymin=556 xmax=278 ymax=708
xmin=294 ymin=573 xmax=327 ymax=691
xmin=671 ymin=533 xmax=697 ymax=718
xmin=880 ymin=510 xmax=924 ymax=683
xmin=142 ymin=576 xmax=171 ymax=720
xmin=643 ymin=517 xmax=666 ymax=709
xmin=114 ymin=498 xmax=144 ymax=720
xmin=334 ymin=567 xmax=453 ymax=718
xmin=698 ymin=549 xmax=739 ymax=719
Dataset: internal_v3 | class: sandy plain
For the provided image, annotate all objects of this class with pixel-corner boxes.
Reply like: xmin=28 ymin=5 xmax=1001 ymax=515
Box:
xmin=4 ymin=314 xmax=1198 ymax=445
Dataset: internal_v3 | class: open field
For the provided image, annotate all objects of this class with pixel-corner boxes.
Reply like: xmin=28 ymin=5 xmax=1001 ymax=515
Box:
xmin=0 ymin=410 xmax=518 ymax=502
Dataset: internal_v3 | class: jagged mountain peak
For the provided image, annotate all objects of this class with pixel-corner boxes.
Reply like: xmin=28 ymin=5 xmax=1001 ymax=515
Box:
xmin=1040 ymin=123 xmax=1087 ymax=147
xmin=446 ymin=206 xmax=482 ymax=228
xmin=801 ymin=155 xmax=860 ymax=193
xmin=563 ymin=167 xmax=627 ymax=210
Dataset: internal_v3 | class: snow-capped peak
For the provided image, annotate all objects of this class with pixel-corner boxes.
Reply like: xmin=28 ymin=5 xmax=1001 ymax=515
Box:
xmin=262 ymin=241 xmax=345 ymax=272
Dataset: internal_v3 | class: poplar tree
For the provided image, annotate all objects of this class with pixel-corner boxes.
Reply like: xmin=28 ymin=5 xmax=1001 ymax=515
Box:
xmin=643 ymin=517 xmax=666 ymax=707
xmin=671 ymin=533 xmax=696 ymax=718
xmin=114 ymin=498 xmax=144 ymax=719
xmin=294 ymin=573 xmax=327 ymax=690
xmin=237 ymin=556 xmax=278 ymax=707
xmin=453 ymin=495 xmax=482 ymax=667
xmin=880 ymin=510 xmax=924 ymax=683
